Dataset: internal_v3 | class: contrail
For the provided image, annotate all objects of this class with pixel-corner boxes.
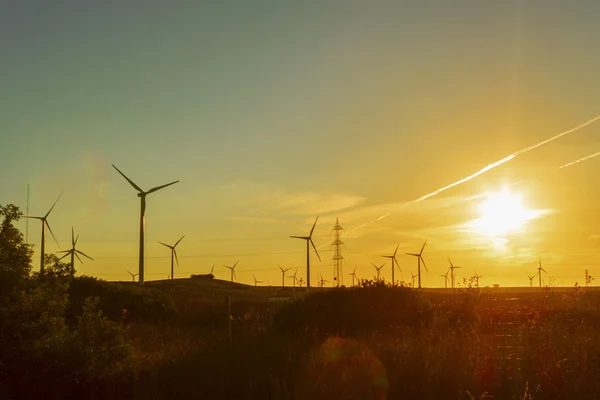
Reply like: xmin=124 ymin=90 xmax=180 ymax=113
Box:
xmin=351 ymin=113 xmax=600 ymax=232
xmin=559 ymin=151 xmax=600 ymax=169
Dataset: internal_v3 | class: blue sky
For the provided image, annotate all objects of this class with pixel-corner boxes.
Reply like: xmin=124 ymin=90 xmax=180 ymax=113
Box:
xmin=2 ymin=1 xmax=600 ymax=287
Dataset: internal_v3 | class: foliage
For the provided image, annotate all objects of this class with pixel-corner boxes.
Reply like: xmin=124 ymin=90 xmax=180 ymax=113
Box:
xmin=0 ymin=204 xmax=33 ymax=294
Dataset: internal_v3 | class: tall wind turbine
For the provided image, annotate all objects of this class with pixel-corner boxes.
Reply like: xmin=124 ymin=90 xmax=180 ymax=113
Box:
xmin=381 ymin=244 xmax=400 ymax=284
xmin=447 ymin=257 xmax=461 ymax=289
xmin=537 ymin=257 xmax=547 ymax=288
xmin=112 ymin=164 xmax=179 ymax=285
xmin=527 ymin=273 xmax=535 ymax=288
xmin=57 ymin=227 xmax=93 ymax=275
xmin=407 ymin=241 xmax=428 ymax=288
xmin=158 ymin=235 xmax=185 ymax=280
xmin=440 ymin=268 xmax=450 ymax=288
xmin=252 ymin=274 xmax=263 ymax=287
xmin=410 ymin=272 xmax=417 ymax=288
xmin=349 ymin=266 xmax=358 ymax=286
xmin=224 ymin=261 xmax=239 ymax=282
xmin=372 ymin=263 xmax=384 ymax=281
xmin=27 ymin=193 xmax=62 ymax=272
xmin=127 ymin=270 xmax=139 ymax=282
xmin=290 ymin=216 xmax=321 ymax=289
xmin=278 ymin=264 xmax=291 ymax=287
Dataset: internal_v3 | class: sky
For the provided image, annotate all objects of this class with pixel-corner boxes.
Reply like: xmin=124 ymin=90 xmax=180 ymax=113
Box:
xmin=2 ymin=1 xmax=600 ymax=288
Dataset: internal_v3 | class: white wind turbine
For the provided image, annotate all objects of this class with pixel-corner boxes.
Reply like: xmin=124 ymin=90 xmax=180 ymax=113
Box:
xmin=290 ymin=217 xmax=321 ymax=289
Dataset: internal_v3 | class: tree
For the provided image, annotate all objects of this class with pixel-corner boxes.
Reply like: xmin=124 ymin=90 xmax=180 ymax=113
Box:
xmin=0 ymin=204 xmax=33 ymax=294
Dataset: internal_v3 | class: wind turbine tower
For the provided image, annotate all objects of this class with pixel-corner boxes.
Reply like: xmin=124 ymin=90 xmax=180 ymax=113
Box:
xmin=330 ymin=217 xmax=345 ymax=287
xmin=290 ymin=216 xmax=321 ymax=289
xmin=372 ymin=263 xmax=384 ymax=281
xmin=349 ymin=266 xmax=358 ymax=287
xmin=537 ymin=257 xmax=547 ymax=288
xmin=278 ymin=264 xmax=291 ymax=287
xmin=407 ymin=241 xmax=428 ymax=288
xmin=112 ymin=165 xmax=179 ymax=285
xmin=224 ymin=261 xmax=239 ymax=283
xmin=381 ymin=244 xmax=400 ymax=285
xmin=527 ymin=274 xmax=535 ymax=288
xmin=158 ymin=235 xmax=185 ymax=280
xmin=27 ymin=193 xmax=62 ymax=272
xmin=447 ymin=257 xmax=461 ymax=289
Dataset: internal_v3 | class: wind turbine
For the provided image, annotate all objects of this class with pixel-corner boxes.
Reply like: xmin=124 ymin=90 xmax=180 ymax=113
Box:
xmin=290 ymin=216 xmax=321 ymax=289
xmin=288 ymin=268 xmax=299 ymax=288
xmin=57 ymin=227 xmax=93 ymax=275
xmin=349 ymin=266 xmax=358 ymax=287
xmin=26 ymin=193 xmax=62 ymax=272
xmin=537 ymin=257 xmax=547 ymax=288
xmin=407 ymin=241 xmax=428 ymax=288
xmin=278 ymin=264 xmax=291 ymax=287
xmin=112 ymin=164 xmax=179 ymax=285
xmin=447 ymin=257 xmax=462 ymax=289
xmin=372 ymin=263 xmax=384 ymax=281
xmin=318 ymin=273 xmax=329 ymax=288
xmin=410 ymin=271 xmax=417 ymax=288
xmin=440 ymin=268 xmax=450 ymax=289
xmin=224 ymin=261 xmax=239 ymax=282
xmin=474 ymin=272 xmax=483 ymax=288
xmin=252 ymin=274 xmax=263 ymax=287
xmin=127 ymin=270 xmax=139 ymax=282
xmin=209 ymin=263 xmax=215 ymax=275
xmin=381 ymin=244 xmax=401 ymax=284
xmin=158 ymin=235 xmax=184 ymax=280
xmin=527 ymin=273 xmax=535 ymax=288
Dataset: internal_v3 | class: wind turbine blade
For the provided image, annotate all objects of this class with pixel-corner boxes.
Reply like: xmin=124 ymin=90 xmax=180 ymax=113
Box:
xmin=210 ymin=263 xmax=215 ymax=274
xmin=310 ymin=239 xmax=321 ymax=262
xmin=371 ymin=263 xmax=377 ymax=268
xmin=44 ymin=193 xmax=62 ymax=218
xmin=74 ymin=252 xmax=83 ymax=264
xmin=58 ymin=251 xmax=71 ymax=260
xmin=174 ymin=249 xmax=179 ymax=266
xmin=420 ymin=240 xmax=428 ymax=255
xmin=46 ymin=221 xmax=60 ymax=248
xmin=75 ymin=250 xmax=94 ymax=261
xmin=421 ymin=257 xmax=428 ymax=272
xmin=448 ymin=257 xmax=454 ymax=268
xmin=393 ymin=244 xmax=399 ymax=257
xmin=309 ymin=216 xmax=319 ymax=237
xmin=71 ymin=227 xmax=75 ymax=246
xmin=233 ymin=260 xmax=239 ymax=269
xmin=74 ymin=234 xmax=80 ymax=247
xmin=112 ymin=165 xmax=144 ymax=192
xmin=158 ymin=241 xmax=171 ymax=248
xmin=146 ymin=180 xmax=179 ymax=194
xmin=278 ymin=264 xmax=283 ymax=272
xmin=25 ymin=216 xmax=43 ymax=220
xmin=290 ymin=235 xmax=308 ymax=240
xmin=406 ymin=253 xmax=419 ymax=257
xmin=174 ymin=235 xmax=185 ymax=247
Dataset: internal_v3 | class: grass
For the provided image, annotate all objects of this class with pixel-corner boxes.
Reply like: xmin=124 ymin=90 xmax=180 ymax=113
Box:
xmin=50 ymin=277 xmax=600 ymax=398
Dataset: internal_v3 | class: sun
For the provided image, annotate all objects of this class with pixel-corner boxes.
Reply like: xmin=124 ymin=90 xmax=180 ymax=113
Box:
xmin=470 ymin=188 xmax=536 ymax=237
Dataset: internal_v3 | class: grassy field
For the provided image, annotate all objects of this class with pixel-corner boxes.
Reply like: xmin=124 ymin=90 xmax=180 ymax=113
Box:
xmin=84 ymin=277 xmax=599 ymax=400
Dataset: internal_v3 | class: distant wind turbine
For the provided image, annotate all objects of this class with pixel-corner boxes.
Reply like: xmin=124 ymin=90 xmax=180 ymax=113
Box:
xmin=224 ymin=261 xmax=239 ymax=283
xmin=288 ymin=268 xmax=299 ymax=289
xmin=474 ymin=272 xmax=483 ymax=288
xmin=537 ymin=257 xmax=547 ymax=288
xmin=527 ymin=273 xmax=535 ymax=288
xmin=381 ymin=244 xmax=401 ymax=284
xmin=158 ymin=235 xmax=185 ymax=280
xmin=318 ymin=273 xmax=329 ymax=288
xmin=57 ymin=227 xmax=93 ymax=275
xmin=112 ymin=164 xmax=179 ymax=285
xmin=127 ymin=270 xmax=139 ymax=282
xmin=26 ymin=193 xmax=62 ymax=272
xmin=410 ymin=271 xmax=417 ymax=288
xmin=447 ymin=257 xmax=462 ymax=289
xmin=349 ymin=266 xmax=358 ymax=287
xmin=252 ymin=274 xmax=263 ymax=287
xmin=440 ymin=268 xmax=450 ymax=289
xmin=407 ymin=241 xmax=428 ymax=288
xmin=290 ymin=216 xmax=321 ymax=289
xmin=372 ymin=263 xmax=384 ymax=281
xmin=278 ymin=264 xmax=291 ymax=287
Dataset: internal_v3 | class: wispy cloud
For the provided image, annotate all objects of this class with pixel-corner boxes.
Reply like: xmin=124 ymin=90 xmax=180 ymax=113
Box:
xmin=226 ymin=216 xmax=286 ymax=224
xmin=559 ymin=151 xmax=600 ymax=169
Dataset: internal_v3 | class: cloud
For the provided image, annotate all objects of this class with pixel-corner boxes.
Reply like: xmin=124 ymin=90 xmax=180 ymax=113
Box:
xmin=218 ymin=180 xmax=366 ymax=215
xmin=226 ymin=216 xmax=286 ymax=224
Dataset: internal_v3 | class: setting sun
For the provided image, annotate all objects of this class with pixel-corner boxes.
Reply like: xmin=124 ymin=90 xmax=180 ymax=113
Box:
xmin=470 ymin=188 xmax=538 ymax=237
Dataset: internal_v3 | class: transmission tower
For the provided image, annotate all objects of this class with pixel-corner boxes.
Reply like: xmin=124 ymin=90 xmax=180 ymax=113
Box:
xmin=330 ymin=217 xmax=345 ymax=287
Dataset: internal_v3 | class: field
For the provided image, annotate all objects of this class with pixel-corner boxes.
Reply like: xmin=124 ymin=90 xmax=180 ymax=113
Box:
xmin=95 ymin=278 xmax=600 ymax=400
